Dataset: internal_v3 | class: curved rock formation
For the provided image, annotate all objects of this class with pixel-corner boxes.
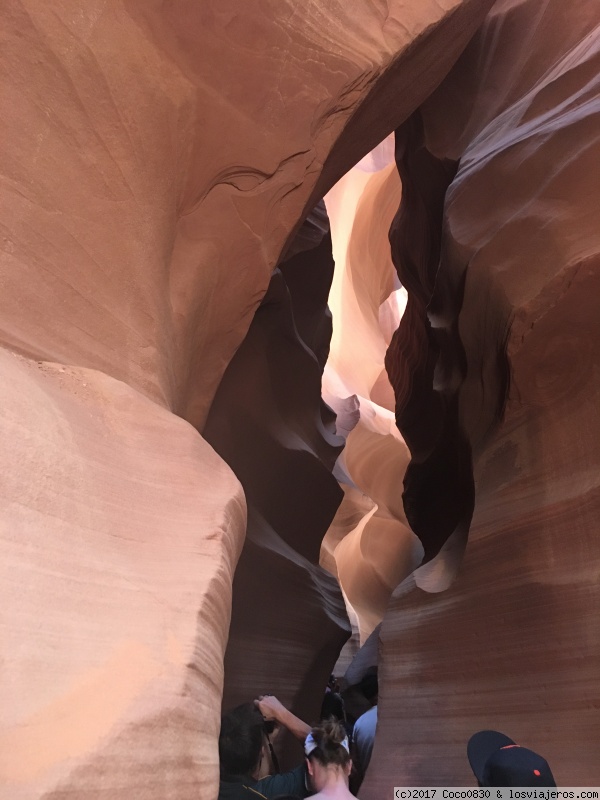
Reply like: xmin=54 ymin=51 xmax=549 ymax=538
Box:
xmin=383 ymin=111 xmax=477 ymax=594
xmin=322 ymin=149 xmax=424 ymax=641
xmin=203 ymin=210 xmax=351 ymax=758
xmin=0 ymin=350 xmax=245 ymax=800
xmin=0 ymin=0 xmax=518 ymax=796
xmin=364 ymin=0 xmax=600 ymax=792
xmin=1 ymin=0 xmax=495 ymax=427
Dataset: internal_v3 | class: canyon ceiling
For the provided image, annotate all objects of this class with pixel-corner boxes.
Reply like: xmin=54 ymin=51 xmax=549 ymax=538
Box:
xmin=1 ymin=0 xmax=599 ymax=798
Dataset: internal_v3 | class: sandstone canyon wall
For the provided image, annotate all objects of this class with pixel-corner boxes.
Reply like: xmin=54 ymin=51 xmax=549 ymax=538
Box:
xmin=363 ymin=0 xmax=600 ymax=792
xmin=321 ymin=147 xmax=425 ymax=643
xmin=0 ymin=0 xmax=496 ymax=798
xmin=203 ymin=207 xmax=351 ymax=769
xmin=0 ymin=350 xmax=246 ymax=800
xmin=5 ymin=0 xmax=596 ymax=795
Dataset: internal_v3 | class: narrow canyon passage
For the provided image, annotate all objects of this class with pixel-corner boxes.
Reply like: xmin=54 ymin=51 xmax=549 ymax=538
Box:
xmin=206 ymin=2 xmax=600 ymax=788
xmin=203 ymin=115 xmax=500 ymax=786
xmin=1 ymin=0 xmax=599 ymax=798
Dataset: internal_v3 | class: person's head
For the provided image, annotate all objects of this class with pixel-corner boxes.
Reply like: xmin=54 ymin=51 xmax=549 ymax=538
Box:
xmin=320 ymin=690 xmax=346 ymax=722
xmin=467 ymin=730 xmax=556 ymax=787
xmin=359 ymin=668 xmax=378 ymax=705
xmin=304 ymin=719 xmax=352 ymax=792
xmin=219 ymin=703 xmax=265 ymax=778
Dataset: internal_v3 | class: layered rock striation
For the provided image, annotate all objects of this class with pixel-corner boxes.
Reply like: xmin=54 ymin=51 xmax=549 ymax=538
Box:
xmin=322 ymin=146 xmax=424 ymax=642
xmin=364 ymin=0 xmax=600 ymax=791
xmin=2 ymin=0 xmax=543 ymax=796
xmin=0 ymin=350 xmax=245 ymax=800
xmin=203 ymin=208 xmax=351 ymax=760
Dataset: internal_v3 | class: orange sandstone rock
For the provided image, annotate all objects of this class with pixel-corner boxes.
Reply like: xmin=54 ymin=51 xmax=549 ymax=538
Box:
xmin=1 ymin=0 xmax=495 ymax=427
xmin=322 ymin=148 xmax=423 ymax=641
xmin=365 ymin=0 xmax=600 ymax=792
xmin=0 ymin=0 xmax=496 ymax=796
xmin=0 ymin=351 xmax=244 ymax=799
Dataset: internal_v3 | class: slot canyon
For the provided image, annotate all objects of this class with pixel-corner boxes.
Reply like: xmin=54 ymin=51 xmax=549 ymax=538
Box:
xmin=1 ymin=0 xmax=599 ymax=798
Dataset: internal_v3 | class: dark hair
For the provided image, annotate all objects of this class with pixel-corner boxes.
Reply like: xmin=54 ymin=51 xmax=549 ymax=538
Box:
xmin=219 ymin=703 xmax=264 ymax=776
xmin=320 ymin=691 xmax=345 ymax=722
xmin=307 ymin=719 xmax=351 ymax=768
xmin=359 ymin=669 xmax=378 ymax=702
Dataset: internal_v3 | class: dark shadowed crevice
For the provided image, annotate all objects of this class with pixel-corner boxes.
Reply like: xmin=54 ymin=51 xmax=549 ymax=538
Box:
xmin=385 ymin=110 xmax=475 ymax=562
xmin=203 ymin=205 xmax=350 ymax=768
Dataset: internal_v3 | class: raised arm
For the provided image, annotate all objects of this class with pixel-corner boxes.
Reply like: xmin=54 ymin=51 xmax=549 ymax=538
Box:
xmin=255 ymin=694 xmax=311 ymax=741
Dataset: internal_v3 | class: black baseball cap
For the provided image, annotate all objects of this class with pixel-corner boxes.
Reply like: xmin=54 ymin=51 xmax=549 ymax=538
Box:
xmin=467 ymin=730 xmax=556 ymax=787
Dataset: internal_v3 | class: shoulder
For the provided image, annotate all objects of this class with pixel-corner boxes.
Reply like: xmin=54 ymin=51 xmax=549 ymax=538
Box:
xmin=354 ymin=706 xmax=378 ymax=737
xmin=254 ymin=764 xmax=307 ymax=797
xmin=218 ymin=776 xmax=268 ymax=800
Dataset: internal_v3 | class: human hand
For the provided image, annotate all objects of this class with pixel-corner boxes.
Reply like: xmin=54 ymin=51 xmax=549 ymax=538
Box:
xmin=254 ymin=694 xmax=287 ymax=722
xmin=255 ymin=695 xmax=311 ymax=742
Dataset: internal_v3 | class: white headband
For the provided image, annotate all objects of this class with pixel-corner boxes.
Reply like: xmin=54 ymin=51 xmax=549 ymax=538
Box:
xmin=304 ymin=731 xmax=350 ymax=756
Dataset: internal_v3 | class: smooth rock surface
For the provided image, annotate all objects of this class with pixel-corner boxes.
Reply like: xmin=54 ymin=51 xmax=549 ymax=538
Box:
xmin=322 ymin=147 xmax=424 ymax=641
xmin=0 ymin=350 xmax=245 ymax=800
xmin=0 ymin=0 xmax=506 ymax=795
xmin=1 ymin=0 xmax=495 ymax=428
xmin=203 ymin=209 xmax=350 ymax=770
xmin=364 ymin=0 xmax=600 ymax=791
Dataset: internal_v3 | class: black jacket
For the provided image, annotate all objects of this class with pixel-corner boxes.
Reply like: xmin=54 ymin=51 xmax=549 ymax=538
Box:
xmin=218 ymin=765 xmax=308 ymax=799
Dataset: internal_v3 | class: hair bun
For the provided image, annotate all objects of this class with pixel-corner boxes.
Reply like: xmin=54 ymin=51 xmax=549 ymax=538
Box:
xmin=306 ymin=719 xmax=351 ymax=767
